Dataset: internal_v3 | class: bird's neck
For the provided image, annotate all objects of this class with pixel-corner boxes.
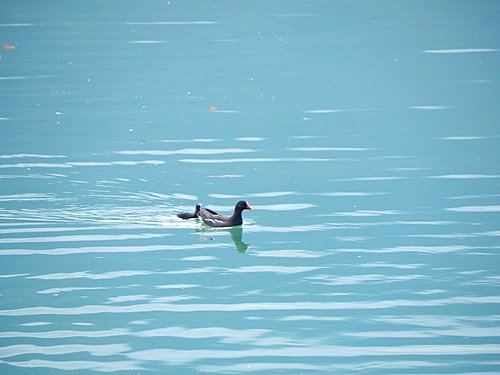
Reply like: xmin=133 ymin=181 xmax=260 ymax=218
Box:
xmin=231 ymin=208 xmax=244 ymax=219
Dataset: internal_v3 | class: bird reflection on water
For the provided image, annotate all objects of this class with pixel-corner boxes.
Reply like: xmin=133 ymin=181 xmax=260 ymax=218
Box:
xmin=198 ymin=225 xmax=249 ymax=252
xmin=228 ymin=226 xmax=249 ymax=252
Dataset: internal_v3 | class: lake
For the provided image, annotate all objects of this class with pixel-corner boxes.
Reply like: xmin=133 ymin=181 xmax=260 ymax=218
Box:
xmin=1 ymin=1 xmax=499 ymax=374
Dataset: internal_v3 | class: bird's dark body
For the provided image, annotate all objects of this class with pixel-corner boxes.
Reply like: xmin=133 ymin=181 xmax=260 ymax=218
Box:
xmin=198 ymin=200 xmax=252 ymax=227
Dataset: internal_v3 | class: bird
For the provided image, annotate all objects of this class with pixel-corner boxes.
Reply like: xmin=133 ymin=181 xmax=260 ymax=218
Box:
xmin=198 ymin=200 xmax=252 ymax=227
xmin=177 ymin=204 xmax=217 ymax=220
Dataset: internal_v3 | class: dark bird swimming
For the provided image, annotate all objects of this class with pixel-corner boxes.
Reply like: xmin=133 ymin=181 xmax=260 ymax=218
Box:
xmin=197 ymin=200 xmax=253 ymax=227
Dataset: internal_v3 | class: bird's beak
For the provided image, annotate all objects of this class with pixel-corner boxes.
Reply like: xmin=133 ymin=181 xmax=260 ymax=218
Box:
xmin=247 ymin=203 xmax=253 ymax=211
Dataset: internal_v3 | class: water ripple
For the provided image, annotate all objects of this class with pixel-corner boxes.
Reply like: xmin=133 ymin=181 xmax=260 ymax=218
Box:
xmin=127 ymin=344 xmax=500 ymax=364
xmin=227 ymin=266 xmax=323 ymax=274
xmin=0 ymin=160 xmax=165 ymax=168
xmin=126 ymin=21 xmax=216 ymax=25
xmin=251 ymin=249 xmax=325 ymax=258
xmin=115 ymin=148 xmax=254 ymax=156
xmin=336 ymin=245 xmax=472 ymax=254
xmin=179 ymin=157 xmax=333 ymax=163
xmin=0 ymin=244 xmax=224 ymax=256
xmin=0 ymin=233 xmax=168 ymax=244
xmin=254 ymin=203 xmax=315 ymax=211
xmin=423 ymin=48 xmax=498 ymax=54
xmin=0 ymin=23 xmax=33 ymax=27
xmin=0 ymin=193 xmax=63 ymax=202
xmin=289 ymin=147 xmax=372 ymax=152
xmin=4 ymin=359 xmax=143 ymax=372
xmin=0 ymin=154 xmax=66 ymax=159
xmin=446 ymin=205 xmax=500 ymax=212
xmin=430 ymin=174 xmax=500 ymax=179
xmin=306 ymin=273 xmax=425 ymax=286
xmin=328 ymin=210 xmax=403 ymax=217
xmin=1 ymin=296 xmax=499 ymax=316
xmin=28 ymin=270 xmax=155 ymax=280
xmin=209 ymin=191 xmax=296 ymax=199
xmin=0 ymin=343 xmax=130 ymax=358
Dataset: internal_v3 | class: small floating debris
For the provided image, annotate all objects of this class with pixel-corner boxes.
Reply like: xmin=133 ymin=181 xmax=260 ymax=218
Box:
xmin=198 ymin=236 xmax=214 ymax=241
xmin=3 ymin=44 xmax=15 ymax=51
xmin=208 ymin=105 xmax=218 ymax=112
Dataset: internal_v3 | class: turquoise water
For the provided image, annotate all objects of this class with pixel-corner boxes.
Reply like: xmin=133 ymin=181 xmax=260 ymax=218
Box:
xmin=1 ymin=1 xmax=500 ymax=374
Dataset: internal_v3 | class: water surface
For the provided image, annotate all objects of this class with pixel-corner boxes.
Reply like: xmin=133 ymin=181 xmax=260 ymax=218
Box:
xmin=1 ymin=1 xmax=499 ymax=374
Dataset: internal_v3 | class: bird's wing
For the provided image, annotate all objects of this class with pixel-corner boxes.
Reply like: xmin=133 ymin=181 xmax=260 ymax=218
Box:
xmin=198 ymin=205 xmax=221 ymax=218
xmin=198 ymin=205 xmax=230 ymax=227
xmin=205 ymin=207 xmax=219 ymax=215
xmin=200 ymin=215 xmax=231 ymax=227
